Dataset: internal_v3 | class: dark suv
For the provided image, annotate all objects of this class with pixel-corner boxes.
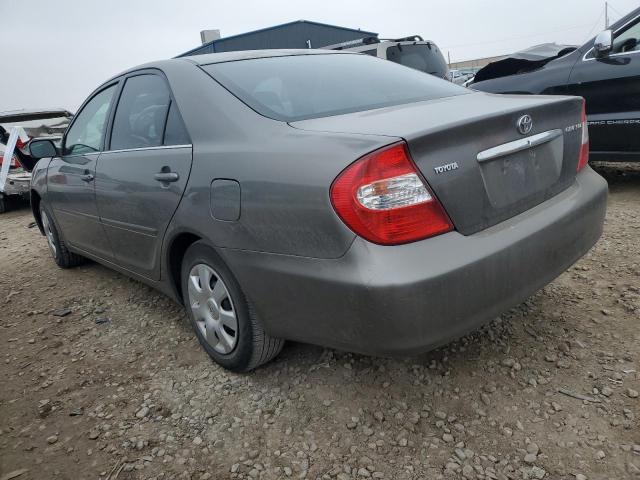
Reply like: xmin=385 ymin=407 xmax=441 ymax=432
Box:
xmin=473 ymin=7 xmax=640 ymax=162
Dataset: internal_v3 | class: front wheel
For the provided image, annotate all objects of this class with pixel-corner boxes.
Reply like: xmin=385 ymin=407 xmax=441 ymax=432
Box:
xmin=181 ymin=242 xmax=284 ymax=372
xmin=39 ymin=204 xmax=85 ymax=268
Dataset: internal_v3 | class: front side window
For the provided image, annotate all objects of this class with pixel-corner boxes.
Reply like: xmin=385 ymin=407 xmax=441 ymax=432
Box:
xmin=110 ymin=74 xmax=170 ymax=150
xmin=64 ymin=85 xmax=116 ymax=155
xmin=586 ymin=19 xmax=640 ymax=59
xmin=203 ymin=53 xmax=466 ymax=122
xmin=612 ymin=19 xmax=640 ymax=54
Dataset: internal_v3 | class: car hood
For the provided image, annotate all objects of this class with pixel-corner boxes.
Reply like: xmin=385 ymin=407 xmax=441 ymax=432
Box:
xmin=473 ymin=43 xmax=578 ymax=83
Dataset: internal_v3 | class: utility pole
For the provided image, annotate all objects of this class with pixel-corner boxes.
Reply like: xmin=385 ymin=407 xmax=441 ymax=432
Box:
xmin=447 ymin=51 xmax=451 ymax=67
xmin=605 ymin=1 xmax=609 ymax=29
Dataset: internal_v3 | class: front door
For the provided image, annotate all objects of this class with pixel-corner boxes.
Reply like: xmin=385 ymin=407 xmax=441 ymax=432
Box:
xmin=47 ymin=84 xmax=118 ymax=259
xmin=95 ymin=73 xmax=192 ymax=280
xmin=567 ymin=16 xmax=640 ymax=156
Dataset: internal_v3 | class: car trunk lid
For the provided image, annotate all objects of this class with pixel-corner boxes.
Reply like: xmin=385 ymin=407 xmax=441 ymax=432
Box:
xmin=290 ymin=92 xmax=585 ymax=235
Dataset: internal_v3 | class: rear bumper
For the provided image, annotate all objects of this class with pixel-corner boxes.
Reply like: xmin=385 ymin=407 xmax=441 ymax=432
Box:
xmin=222 ymin=167 xmax=608 ymax=356
xmin=1 ymin=173 xmax=31 ymax=197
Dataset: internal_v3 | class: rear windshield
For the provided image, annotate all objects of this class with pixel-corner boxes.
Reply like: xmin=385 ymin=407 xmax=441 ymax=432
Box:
xmin=202 ymin=53 xmax=466 ymax=122
xmin=386 ymin=44 xmax=449 ymax=79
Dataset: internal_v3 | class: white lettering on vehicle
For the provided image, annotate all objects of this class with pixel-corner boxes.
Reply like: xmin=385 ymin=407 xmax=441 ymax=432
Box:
xmin=564 ymin=123 xmax=583 ymax=133
xmin=433 ymin=162 xmax=459 ymax=174
xmin=587 ymin=119 xmax=640 ymax=126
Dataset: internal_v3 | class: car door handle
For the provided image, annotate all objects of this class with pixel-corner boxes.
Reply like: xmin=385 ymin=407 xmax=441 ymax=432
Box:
xmin=154 ymin=172 xmax=179 ymax=183
xmin=81 ymin=173 xmax=94 ymax=182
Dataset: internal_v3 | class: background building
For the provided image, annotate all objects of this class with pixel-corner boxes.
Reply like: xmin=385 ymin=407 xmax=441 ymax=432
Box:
xmin=178 ymin=20 xmax=377 ymax=57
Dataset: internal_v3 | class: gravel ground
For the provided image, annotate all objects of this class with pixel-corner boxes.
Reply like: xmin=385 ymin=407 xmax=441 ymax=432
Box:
xmin=1 ymin=164 xmax=639 ymax=480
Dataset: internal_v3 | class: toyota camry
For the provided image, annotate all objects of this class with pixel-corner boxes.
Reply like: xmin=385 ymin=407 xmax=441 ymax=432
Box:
xmin=28 ymin=50 xmax=608 ymax=371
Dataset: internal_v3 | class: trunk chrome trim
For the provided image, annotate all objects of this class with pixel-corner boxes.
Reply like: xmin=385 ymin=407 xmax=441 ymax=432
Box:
xmin=476 ymin=129 xmax=563 ymax=163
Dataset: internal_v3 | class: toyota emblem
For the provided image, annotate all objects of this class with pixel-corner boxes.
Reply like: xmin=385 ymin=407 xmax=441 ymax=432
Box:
xmin=517 ymin=115 xmax=533 ymax=135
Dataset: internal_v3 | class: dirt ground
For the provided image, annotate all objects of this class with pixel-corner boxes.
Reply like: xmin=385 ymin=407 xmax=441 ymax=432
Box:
xmin=1 ymin=164 xmax=639 ymax=480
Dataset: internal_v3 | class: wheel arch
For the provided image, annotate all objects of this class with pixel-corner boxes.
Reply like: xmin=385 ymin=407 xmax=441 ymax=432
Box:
xmin=29 ymin=157 xmax=52 ymax=235
xmin=30 ymin=190 xmax=44 ymax=235
xmin=165 ymin=230 xmax=204 ymax=304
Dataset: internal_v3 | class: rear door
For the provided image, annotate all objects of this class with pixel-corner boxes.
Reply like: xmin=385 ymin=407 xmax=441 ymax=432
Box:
xmin=95 ymin=72 xmax=192 ymax=280
xmin=567 ymin=16 xmax=640 ymax=156
xmin=47 ymin=84 xmax=118 ymax=258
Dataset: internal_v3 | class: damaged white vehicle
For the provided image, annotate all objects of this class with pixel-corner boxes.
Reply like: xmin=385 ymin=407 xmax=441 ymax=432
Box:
xmin=0 ymin=109 xmax=73 ymax=213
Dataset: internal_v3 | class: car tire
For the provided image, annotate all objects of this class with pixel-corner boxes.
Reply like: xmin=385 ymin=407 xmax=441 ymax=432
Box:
xmin=181 ymin=241 xmax=284 ymax=372
xmin=40 ymin=204 xmax=85 ymax=268
xmin=0 ymin=194 xmax=7 ymax=214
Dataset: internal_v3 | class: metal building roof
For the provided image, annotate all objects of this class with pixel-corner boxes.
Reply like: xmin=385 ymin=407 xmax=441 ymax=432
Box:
xmin=177 ymin=20 xmax=378 ymax=57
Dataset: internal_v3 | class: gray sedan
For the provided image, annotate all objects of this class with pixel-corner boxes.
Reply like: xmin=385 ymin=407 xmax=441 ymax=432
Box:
xmin=28 ymin=50 xmax=607 ymax=371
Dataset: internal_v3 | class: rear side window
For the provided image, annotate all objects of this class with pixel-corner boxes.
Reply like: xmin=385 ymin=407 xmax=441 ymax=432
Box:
xmin=163 ymin=102 xmax=190 ymax=146
xmin=110 ymin=74 xmax=170 ymax=150
xmin=386 ymin=44 xmax=448 ymax=78
xmin=203 ymin=53 xmax=466 ymax=122
xmin=64 ymin=85 xmax=116 ymax=155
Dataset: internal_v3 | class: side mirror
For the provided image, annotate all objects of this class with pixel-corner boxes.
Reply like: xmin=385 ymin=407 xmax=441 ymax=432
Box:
xmin=594 ymin=30 xmax=613 ymax=58
xmin=29 ymin=139 xmax=59 ymax=159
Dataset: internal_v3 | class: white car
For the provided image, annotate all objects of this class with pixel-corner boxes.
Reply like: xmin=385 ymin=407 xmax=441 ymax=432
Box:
xmin=0 ymin=109 xmax=72 ymax=213
xmin=449 ymin=69 xmax=473 ymax=85
xmin=323 ymin=35 xmax=450 ymax=80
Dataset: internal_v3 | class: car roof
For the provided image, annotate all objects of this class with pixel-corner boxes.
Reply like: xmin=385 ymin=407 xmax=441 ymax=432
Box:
xmin=334 ymin=40 xmax=439 ymax=53
xmin=100 ymin=49 xmax=354 ymax=92
xmin=181 ymin=48 xmax=349 ymax=65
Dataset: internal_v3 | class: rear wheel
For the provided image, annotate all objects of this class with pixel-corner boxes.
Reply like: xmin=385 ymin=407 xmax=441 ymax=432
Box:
xmin=39 ymin=204 xmax=85 ymax=268
xmin=0 ymin=194 xmax=6 ymax=214
xmin=181 ymin=242 xmax=284 ymax=372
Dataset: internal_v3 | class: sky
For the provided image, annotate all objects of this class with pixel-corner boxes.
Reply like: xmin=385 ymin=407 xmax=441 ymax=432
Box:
xmin=0 ymin=0 xmax=637 ymax=112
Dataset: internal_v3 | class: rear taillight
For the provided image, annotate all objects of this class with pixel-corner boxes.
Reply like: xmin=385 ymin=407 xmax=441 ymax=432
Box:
xmin=330 ymin=142 xmax=453 ymax=245
xmin=577 ymin=100 xmax=589 ymax=171
xmin=0 ymin=155 xmax=21 ymax=168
